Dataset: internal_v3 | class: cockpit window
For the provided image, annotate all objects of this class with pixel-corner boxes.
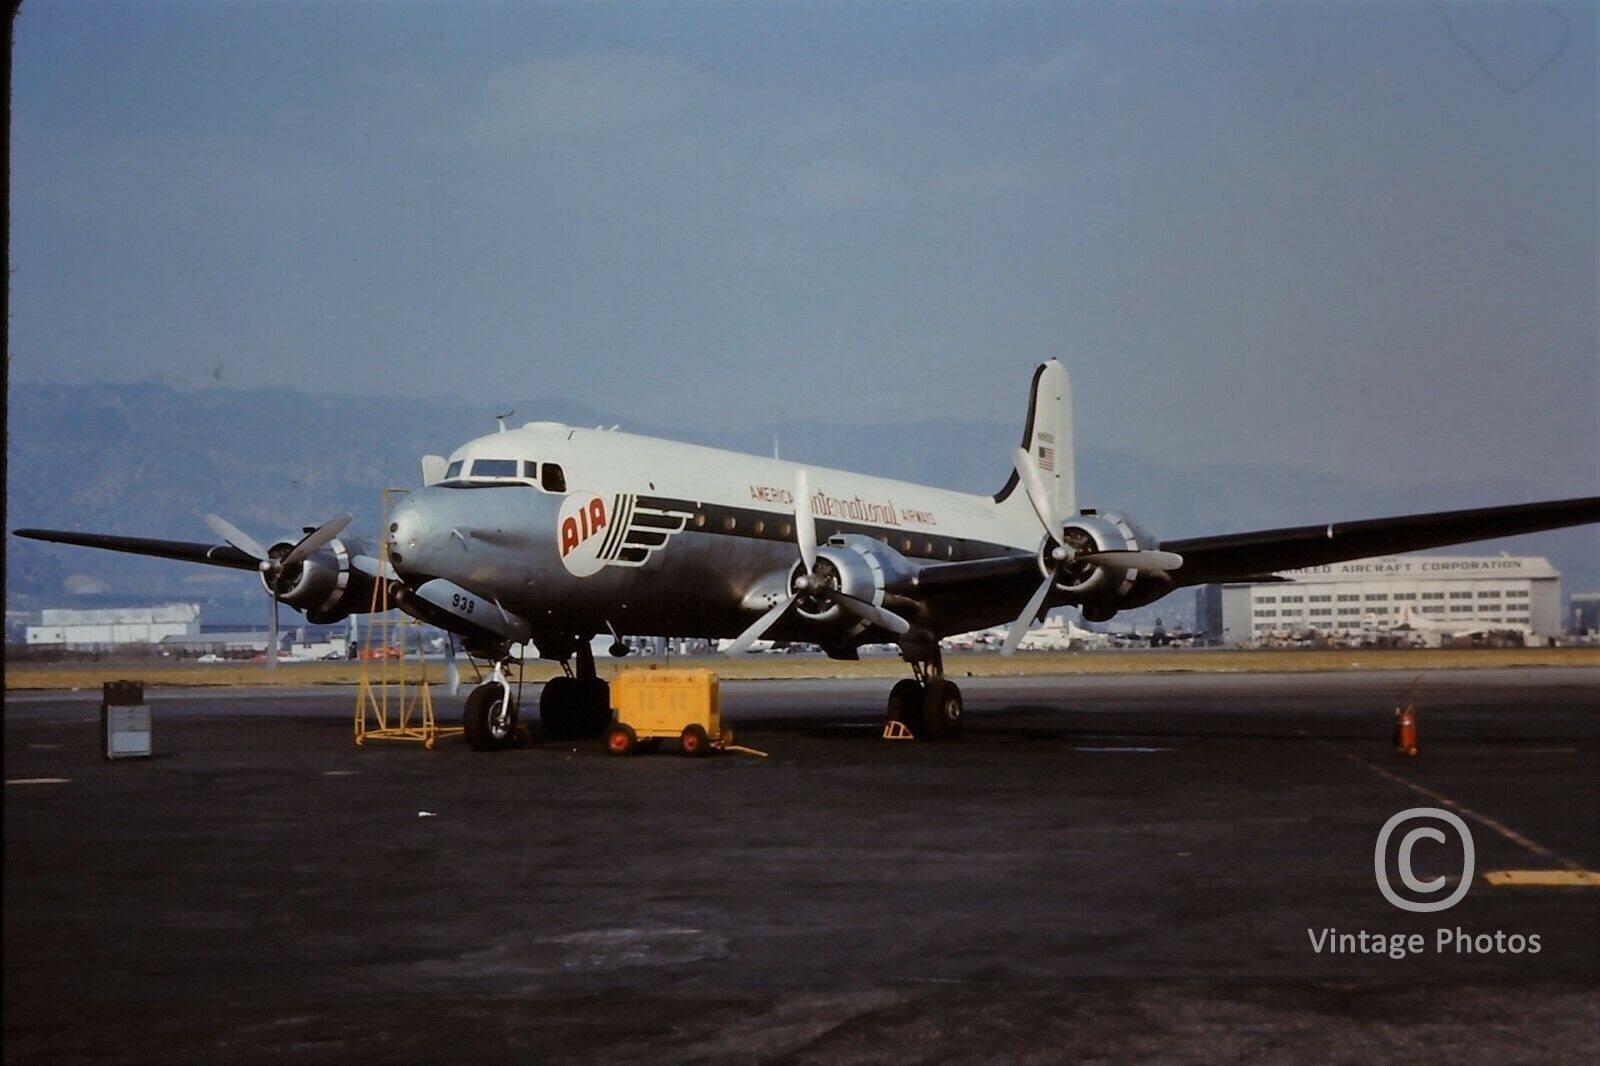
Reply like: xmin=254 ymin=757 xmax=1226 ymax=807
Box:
xmin=523 ymin=460 xmax=538 ymax=479
xmin=445 ymin=460 xmax=464 ymax=479
xmin=470 ymin=459 xmax=520 ymax=478
xmin=542 ymin=463 xmax=567 ymax=493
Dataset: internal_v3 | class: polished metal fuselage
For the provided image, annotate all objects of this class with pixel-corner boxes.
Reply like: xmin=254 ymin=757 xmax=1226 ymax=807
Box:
xmin=388 ymin=422 xmax=1057 ymax=650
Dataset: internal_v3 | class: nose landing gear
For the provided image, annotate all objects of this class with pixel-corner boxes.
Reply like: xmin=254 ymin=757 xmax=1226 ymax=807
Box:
xmin=463 ymin=661 xmax=520 ymax=751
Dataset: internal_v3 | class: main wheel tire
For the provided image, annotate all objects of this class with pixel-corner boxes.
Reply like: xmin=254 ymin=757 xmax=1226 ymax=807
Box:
xmin=680 ymin=723 xmax=710 ymax=758
xmin=464 ymin=684 xmax=518 ymax=752
xmin=605 ymin=723 xmax=638 ymax=756
xmin=540 ymin=676 xmax=576 ymax=740
xmin=886 ymin=679 xmax=925 ymax=730
xmin=576 ymin=678 xmax=613 ymax=738
xmin=920 ymin=680 xmax=963 ymax=740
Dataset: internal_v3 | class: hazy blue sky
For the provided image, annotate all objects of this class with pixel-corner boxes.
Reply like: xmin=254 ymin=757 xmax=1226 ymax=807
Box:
xmin=10 ymin=1 xmax=1597 ymax=492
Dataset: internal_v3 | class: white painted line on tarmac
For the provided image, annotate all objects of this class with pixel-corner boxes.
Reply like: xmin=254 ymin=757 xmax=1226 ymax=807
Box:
xmin=7 ymin=778 xmax=71 ymax=786
xmin=1306 ymin=732 xmax=1584 ymax=872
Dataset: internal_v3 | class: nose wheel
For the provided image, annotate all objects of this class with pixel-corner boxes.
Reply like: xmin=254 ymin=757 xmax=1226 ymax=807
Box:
xmin=463 ymin=681 xmax=519 ymax=751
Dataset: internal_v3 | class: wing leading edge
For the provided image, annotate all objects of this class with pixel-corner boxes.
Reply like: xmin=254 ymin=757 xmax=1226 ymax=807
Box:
xmin=1160 ymin=496 xmax=1600 ymax=586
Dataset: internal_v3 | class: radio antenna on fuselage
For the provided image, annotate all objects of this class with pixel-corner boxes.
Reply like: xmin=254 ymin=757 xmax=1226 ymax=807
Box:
xmin=495 ymin=410 xmax=515 ymax=433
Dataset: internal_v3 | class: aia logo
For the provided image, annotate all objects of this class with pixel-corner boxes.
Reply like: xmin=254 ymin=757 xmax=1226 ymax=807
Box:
xmin=558 ymin=495 xmax=612 ymax=577
xmin=557 ymin=491 xmax=697 ymax=577
xmin=561 ymin=497 xmax=608 ymax=558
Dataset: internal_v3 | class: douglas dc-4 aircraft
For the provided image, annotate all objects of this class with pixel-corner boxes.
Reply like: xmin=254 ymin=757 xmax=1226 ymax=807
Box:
xmin=16 ymin=361 xmax=1600 ymax=748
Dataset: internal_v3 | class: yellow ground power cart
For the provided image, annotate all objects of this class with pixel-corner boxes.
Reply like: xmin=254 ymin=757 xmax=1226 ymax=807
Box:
xmin=606 ymin=669 xmax=726 ymax=757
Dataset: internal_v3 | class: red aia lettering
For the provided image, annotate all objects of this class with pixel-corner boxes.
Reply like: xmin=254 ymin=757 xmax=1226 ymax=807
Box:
xmin=560 ymin=498 xmax=608 ymax=558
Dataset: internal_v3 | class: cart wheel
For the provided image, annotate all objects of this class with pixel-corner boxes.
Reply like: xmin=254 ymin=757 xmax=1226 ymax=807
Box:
xmin=680 ymin=723 xmax=710 ymax=758
xmin=605 ymin=723 xmax=638 ymax=756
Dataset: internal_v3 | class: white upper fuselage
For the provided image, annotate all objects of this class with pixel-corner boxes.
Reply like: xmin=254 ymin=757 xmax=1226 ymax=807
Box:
xmin=447 ymin=421 xmax=1040 ymax=557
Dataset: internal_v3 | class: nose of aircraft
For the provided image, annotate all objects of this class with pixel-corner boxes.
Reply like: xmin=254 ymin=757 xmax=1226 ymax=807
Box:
xmin=387 ymin=485 xmax=555 ymax=585
xmin=387 ymin=490 xmax=448 ymax=579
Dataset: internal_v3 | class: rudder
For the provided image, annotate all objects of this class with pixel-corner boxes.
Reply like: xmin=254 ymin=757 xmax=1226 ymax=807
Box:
xmin=993 ymin=359 xmax=1075 ymax=527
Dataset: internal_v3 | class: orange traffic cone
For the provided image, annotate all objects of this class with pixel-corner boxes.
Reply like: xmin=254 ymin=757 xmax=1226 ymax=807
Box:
xmin=1393 ymin=704 xmax=1419 ymax=757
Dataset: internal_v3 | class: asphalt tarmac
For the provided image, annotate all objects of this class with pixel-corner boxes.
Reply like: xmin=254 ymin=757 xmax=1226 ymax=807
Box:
xmin=5 ymin=668 xmax=1597 ymax=1063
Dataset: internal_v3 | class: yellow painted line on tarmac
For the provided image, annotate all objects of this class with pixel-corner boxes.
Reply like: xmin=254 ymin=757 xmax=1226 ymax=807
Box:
xmin=1483 ymin=870 xmax=1600 ymax=887
xmin=7 ymin=778 xmax=71 ymax=786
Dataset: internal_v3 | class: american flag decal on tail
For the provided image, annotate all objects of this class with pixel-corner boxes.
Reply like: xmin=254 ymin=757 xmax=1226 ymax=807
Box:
xmin=1038 ymin=445 xmax=1055 ymax=472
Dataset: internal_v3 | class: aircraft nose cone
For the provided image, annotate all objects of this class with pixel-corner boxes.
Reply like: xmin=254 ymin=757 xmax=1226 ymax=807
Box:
xmin=387 ymin=493 xmax=443 ymax=577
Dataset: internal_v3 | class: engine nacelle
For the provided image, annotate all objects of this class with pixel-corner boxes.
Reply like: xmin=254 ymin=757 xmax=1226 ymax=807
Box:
xmin=1041 ymin=512 xmax=1156 ymax=618
xmin=261 ymin=536 xmax=379 ymax=624
xmin=791 ymin=534 xmax=918 ymax=627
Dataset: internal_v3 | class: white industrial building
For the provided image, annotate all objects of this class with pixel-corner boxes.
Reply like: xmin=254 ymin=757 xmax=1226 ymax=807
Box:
xmin=25 ymin=604 xmax=202 ymax=648
xmin=1198 ymin=555 xmax=1561 ymax=645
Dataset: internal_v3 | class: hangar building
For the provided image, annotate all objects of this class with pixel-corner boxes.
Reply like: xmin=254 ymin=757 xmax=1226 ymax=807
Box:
xmin=25 ymin=603 xmax=202 ymax=648
xmin=1197 ymin=555 xmax=1561 ymax=645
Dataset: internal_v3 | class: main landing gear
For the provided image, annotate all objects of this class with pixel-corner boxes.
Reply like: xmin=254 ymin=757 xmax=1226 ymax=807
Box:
xmin=885 ymin=647 xmax=963 ymax=739
xmin=539 ymin=641 xmax=612 ymax=742
xmin=462 ymin=639 xmax=613 ymax=751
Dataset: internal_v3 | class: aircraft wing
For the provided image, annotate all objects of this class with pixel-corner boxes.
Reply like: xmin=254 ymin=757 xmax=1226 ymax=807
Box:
xmin=1160 ymin=496 xmax=1600 ymax=586
xmin=13 ymin=529 xmax=260 ymax=571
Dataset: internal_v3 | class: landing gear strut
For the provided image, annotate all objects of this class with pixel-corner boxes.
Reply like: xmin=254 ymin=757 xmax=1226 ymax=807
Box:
xmin=463 ymin=661 xmax=519 ymax=752
xmin=539 ymin=639 xmax=613 ymax=741
xmin=886 ymin=648 xmax=962 ymax=739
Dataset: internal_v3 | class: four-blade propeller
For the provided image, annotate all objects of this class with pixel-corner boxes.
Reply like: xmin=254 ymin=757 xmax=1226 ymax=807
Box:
xmin=205 ymin=511 xmax=351 ymax=669
xmin=724 ymin=469 xmax=911 ymax=654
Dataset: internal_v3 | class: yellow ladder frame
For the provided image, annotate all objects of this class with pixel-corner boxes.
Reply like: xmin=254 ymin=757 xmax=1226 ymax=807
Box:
xmin=354 ymin=488 xmax=464 ymax=749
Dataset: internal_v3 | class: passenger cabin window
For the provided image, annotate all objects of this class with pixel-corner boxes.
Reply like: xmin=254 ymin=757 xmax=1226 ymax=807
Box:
xmin=446 ymin=460 xmax=465 ymax=479
xmin=542 ymin=463 xmax=567 ymax=493
xmin=470 ymin=458 xmax=521 ymax=479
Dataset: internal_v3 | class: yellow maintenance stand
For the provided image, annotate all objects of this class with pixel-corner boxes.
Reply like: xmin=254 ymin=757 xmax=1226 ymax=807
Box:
xmin=605 ymin=669 xmax=740 ymax=757
xmin=353 ymin=488 xmax=464 ymax=750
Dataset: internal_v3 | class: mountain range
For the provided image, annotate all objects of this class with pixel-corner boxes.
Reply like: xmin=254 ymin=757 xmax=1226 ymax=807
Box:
xmin=7 ymin=382 xmax=1596 ymax=618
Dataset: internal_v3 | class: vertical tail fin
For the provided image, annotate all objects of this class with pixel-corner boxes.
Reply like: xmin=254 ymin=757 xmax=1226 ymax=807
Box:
xmin=994 ymin=360 xmax=1074 ymax=528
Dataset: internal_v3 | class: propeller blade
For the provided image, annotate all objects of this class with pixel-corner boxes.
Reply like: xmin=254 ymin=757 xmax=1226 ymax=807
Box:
xmin=724 ymin=595 xmax=794 ymax=655
xmin=445 ymin=636 xmax=460 ymax=696
xmin=1076 ymin=549 xmax=1184 ymax=573
xmin=267 ymin=596 xmax=279 ymax=671
xmin=205 ymin=513 xmax=269 ymax=561
xmin=1000 ymin=575 xmax=1055 ymax=656
xmin=283 ymin=512 xmax=352 ymax=569
xmin=351 ymin=555 xmax=398 ymax=580
xmin=794 ymin=468 xmax=817 ymax=575
xmin=824 ymin=591 xmax=911 ymax=636
xmin=1014 ymin=448 xmax=1066 ymax=540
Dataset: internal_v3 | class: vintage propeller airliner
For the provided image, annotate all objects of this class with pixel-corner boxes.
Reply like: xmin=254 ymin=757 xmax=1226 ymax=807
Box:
xmin=17 ymin=361 xmax=1600 ymax=749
